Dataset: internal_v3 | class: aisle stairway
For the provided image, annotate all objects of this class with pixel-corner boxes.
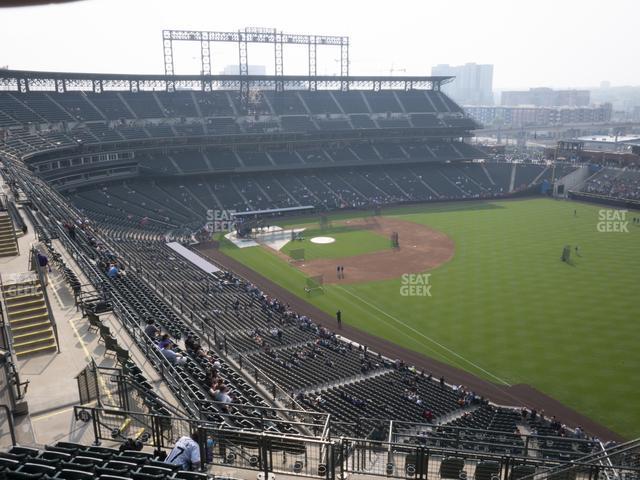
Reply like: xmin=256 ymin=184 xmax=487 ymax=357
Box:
xmin=2 ymin=274 xmax=57 ymax=357
xmin=0 ymin=212 xmax=19 ymax=257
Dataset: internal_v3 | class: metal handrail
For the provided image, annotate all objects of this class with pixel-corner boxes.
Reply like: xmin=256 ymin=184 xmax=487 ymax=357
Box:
xmin=30 ymin=246 xmax=60 ymax=353
xmin=0 ymin=403 xmax=16 ymax=446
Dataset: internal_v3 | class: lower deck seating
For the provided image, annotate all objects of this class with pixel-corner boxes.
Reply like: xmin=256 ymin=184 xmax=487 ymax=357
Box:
xmin=0 ymin=443 xmax=210 ymax=480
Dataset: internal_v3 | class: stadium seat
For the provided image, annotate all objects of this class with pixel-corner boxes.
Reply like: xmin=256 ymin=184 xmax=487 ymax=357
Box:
xmin=440 ymin=457 xmax=465 ymax=479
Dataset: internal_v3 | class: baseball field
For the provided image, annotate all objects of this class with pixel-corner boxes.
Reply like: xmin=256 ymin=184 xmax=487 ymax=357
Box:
xmin=216 ymin=198 xmax=640 ymax=439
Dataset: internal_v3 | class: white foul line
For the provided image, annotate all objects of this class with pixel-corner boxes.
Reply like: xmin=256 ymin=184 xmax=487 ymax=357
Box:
xmin=335 ymin=285 xmax=512 ymax=386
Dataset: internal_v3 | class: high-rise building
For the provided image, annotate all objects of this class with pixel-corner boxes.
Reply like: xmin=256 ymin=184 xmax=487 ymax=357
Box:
xmin=464 ymin=103 xmax=612 ymax=127
xmin=501 ymin=88 xmax=590 ymax=107
xmin=431 ymin=63 xmax=494 ymax=105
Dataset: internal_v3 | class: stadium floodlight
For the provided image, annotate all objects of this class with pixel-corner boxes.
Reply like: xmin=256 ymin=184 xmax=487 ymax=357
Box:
xmin=161 ymin=27 xmax=350 ymax=92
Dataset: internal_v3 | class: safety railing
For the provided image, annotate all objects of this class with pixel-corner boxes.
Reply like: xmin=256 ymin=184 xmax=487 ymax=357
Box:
xmin=30 ymin=246 xmax=60 ymax=353
xmin=0 ymin=404 xmax=16 ymax=448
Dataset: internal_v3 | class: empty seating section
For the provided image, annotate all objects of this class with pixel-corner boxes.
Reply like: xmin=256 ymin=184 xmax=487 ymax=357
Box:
xmin=411 ymin=113 xmax=443 ymax=127
xmin=205 ymin=117 xmax=239 ymax=135
xmin=249 ymin=340 xmax=381 ymax=391
xmin=157 ymin=92 xmax=198 ymax=118
xmin=269 ymin=150 xmax=303 ymax=166
xmin=66 ymin=159 xmax=538 ymax=228
xmin=279 ymin=116 xmax=316 ymax=133
xmin=84 ymin=123 xmax=124 ymax=142
xmin=238 ymin=151 xmax=273 ymax=168
xmin=264 ymin=91 xmax=306 ymax=115
xmin=19 ymin=92 xmax=74 ymax=122
xmin=363 ymin=91 xmax=402 ymax=113
xmin=425 ymin=91 xmax=449 ymax=112
xmin=397 ymin=91 xmax=437 ymax=112
xmin=333 ymin=92 xmax=369 ymax=113
xmin=374 ymin=143 xmax=406 ymax=160
xmin=0 ymin=92 xmax=46 ymax=123
xmin=514 ymin=164 xmax=546 ymax=189
xmin=484 ymin=163 xmax=512 ymax=192
xmin=232 ymin=176 xmax=269 ymax=210
xmin=173 ymin=123 xmax=205 ymax=136
xmin=86 ymin=92 xmax=132 ymax=120
xmin=173 ymin=150 xmax=208 ymax=173
xmin=315 ymin=118 xmax=352 ymax=130
xmin=256 ymin=176 xmax=298 ymax=207
xmin=120 ymin=93 xmax=164 ymax=118
xmin=404 ymin=143 xmax=435 ymax=160
xmin=301 ymin=369 xmax=462 ymax=433
xmin=295 ymin=147 xmax=330 ymax=165
xmin=52 ymin=92 xmax=104 ymax=122
xmin=377 ymin=118 xmax=411 ymax=128
xmin=350 ymin=144 xmax=381 ymax=162
xmin=299 ymin=91 xmax=341 ymax=114
xmin=203 ymin=149 xmax=239 ymax=170
xmin=136 ymin=152 xmax=178 ymax=174
xmin=349 ymin=114 xmax=376 ymax=128
xmin=436 ymin=91 xmax=464 ymax=113
xmin=581 ymin=167 xmax=640 ymax=200
xmin=117 ymin=125 xmax=149 ymax=140
xmin=193 ymin=91 xmax=235 ymax=116
xmin=276 ymin=174 xmax=317 ymax=205
xmin=144 ymin=124 xmax=173 ymax=138
xmin=325 ymin=146 xmax=359 ymax=163
xmin=0 ymin=88 xmax=485 ymax=170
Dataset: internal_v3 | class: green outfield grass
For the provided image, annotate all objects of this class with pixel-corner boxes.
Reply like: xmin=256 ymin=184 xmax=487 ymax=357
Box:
xmin=219 ymin=198 xmax=640 ymax=438
xmin=281 ymin=225 xmax=390 ymax=260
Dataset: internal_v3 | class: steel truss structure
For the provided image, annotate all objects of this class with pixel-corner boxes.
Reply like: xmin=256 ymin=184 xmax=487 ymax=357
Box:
xmin=162 ymin=27 xmax=350 ymax=92
xmin=0 ymin=69 xmax=453 ymax=94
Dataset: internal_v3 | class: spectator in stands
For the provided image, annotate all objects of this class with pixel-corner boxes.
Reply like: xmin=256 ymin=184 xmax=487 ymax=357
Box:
xmin=165 ymin=431 xmax=201 ymax=471
xmin=422 ymin=409 xmax=434 ymax=423
xmin=144 ymin=319 xmax=159 ymax=339
xmin=36 ymin=251 xmax=51 ymax=273
xmin=161 ymin=342 xmax=187 ymax=366
xmin=107 ymin=263 xmax=119 ymax=279
xmin=158 ymin=333 xmax=172 ymax=349
xmin=212 ymin=385 xmax=233 ymax=411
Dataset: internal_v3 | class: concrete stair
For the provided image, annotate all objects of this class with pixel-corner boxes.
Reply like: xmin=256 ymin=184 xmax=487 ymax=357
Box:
xmin=2 ymin=278 xmax=57 ymax=357
xmin=0 ymin=213 xmax=19 ymax=257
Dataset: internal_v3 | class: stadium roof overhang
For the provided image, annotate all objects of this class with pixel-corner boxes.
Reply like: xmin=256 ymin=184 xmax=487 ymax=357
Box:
xmin=0 ymin=69 xmax=454 ymax=93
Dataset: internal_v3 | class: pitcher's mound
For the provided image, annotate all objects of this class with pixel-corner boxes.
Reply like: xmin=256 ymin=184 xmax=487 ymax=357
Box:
xmin=310 ymin=236 xmax=336 ymax=244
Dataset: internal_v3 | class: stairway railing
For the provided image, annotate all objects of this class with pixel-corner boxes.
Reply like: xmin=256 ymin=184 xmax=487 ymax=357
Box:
xmin=29 ymin=246 xmax=60 ymax=353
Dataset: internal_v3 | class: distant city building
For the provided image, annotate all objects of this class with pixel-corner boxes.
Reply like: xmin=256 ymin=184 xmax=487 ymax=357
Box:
xmin=431 ymin=63 xmax=494 ymax=106
xmin=573 ymin=134 xmax=640 ymax=153
xmin=633 ymin=106 xmax=640 ymax=121
xmin=465 ymin=103 xmax=612 ymax=127
xmin=501 ymin=88 xmax=590 ymax=107
xmin=220 ymin=64 xmax=266 ymax=75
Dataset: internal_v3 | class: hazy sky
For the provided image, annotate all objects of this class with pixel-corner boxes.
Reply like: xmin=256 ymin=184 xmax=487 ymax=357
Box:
xmin=1 ymin=0 xmax=638 ymax=89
